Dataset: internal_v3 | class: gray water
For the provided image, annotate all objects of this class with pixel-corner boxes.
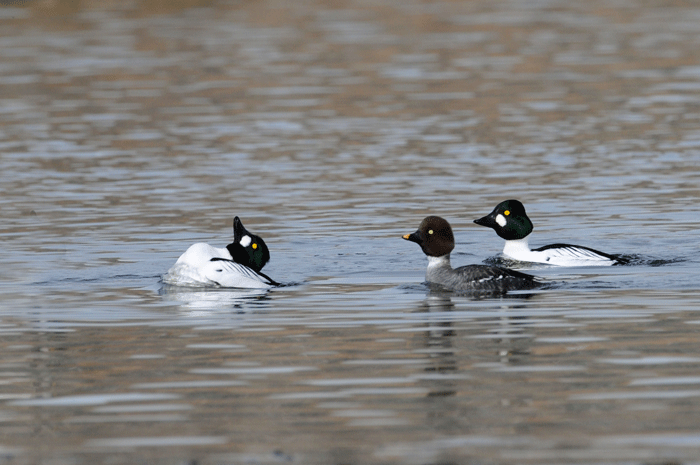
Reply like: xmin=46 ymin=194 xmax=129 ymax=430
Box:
xmin=1 ymin=0 xmax=700 ymax=464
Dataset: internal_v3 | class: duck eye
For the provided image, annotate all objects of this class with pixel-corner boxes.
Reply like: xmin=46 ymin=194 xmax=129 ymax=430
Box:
xmin=252 ymin=243 xmax=258 ymax=249
xmin=504 ymin=210 xmax=510 ymax=216
xmin=428 ymin=229 xmax=433 ymax=235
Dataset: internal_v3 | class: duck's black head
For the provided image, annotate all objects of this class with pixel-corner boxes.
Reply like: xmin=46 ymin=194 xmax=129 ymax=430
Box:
xmin=474 ymin=199 xmax=533 ymax=240
xmin=403 ymin=215 xmax=455 ymax=257
xmin=226 ymin=216 xmax=271 ymax=272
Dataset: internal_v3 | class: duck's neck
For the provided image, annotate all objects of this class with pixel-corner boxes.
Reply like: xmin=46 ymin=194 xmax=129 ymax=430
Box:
xmin=503 ymin=237 xmax=531 ymax=259
xmin=426 ymin=254 xmax=451 ymax=280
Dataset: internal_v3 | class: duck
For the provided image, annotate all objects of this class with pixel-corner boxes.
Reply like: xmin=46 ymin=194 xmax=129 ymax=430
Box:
xmin=474 ymin=199 xmax=625 ymax=266
xmin=163 ymin=217 xmax=277 ymax=288
xmin=403 ymin=215 xmax=543 ymax=293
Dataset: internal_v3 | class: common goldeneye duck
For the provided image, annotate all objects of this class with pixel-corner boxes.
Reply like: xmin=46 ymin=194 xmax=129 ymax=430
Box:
xmin=474 ymin=199 xmax=626 ymax=266
xmin=403 ymin=215 xmax=543 ymax=293
xmin=163 ymin=217 xmax=278 ymax=288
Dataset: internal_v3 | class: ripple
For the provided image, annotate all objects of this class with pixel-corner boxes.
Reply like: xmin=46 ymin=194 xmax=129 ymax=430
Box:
xmin=599 ymin=356 xmax=700 ymax=365
xmin=85 ymin=436 xmax=228 ymax=447
xmin=571 ymin=389 xmax=700 ymax=400
xmin=10 ymin=393 xmax=179 ymax=407
xmin=190 ymin=366 xmax=317 ymax=375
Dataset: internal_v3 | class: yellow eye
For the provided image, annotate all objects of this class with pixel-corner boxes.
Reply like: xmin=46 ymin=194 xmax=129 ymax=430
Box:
xmin=252 ymin=243 xmax=258 ymax=249
xmin=428 ymin=229 xmax=433 ymax=235
xmin=504 ymin=210 xmax=510 ymax=216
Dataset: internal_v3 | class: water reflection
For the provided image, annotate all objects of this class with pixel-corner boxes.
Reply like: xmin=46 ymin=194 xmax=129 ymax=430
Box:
xmin=159 ymin=284 xmax=270 ymax=311
xmin=416 ymin=296 xmax=460 ymax=399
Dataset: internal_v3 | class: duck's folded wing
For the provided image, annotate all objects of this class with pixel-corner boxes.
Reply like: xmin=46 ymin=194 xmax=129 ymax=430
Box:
xmin=453 ymin=264 xmax=542 ymax=291
xmin=205 ymin=259 xmax=273 ymax=289
xmin=533 ymin=243 xmax=617 ymax=261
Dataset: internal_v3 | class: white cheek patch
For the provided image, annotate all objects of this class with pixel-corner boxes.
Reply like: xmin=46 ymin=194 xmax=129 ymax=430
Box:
xmin=495 ymin=214 xmax=507 ymax=227
xmin=239 ymin=235 xmax=252 ymax=247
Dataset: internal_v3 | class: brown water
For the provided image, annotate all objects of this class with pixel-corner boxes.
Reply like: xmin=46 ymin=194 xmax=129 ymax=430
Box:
xmin=1 ymin=0 xmax=700 ymax=463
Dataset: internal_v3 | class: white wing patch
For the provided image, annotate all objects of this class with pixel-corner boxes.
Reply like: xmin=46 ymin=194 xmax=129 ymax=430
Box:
xmin=544 ymin=246 xmax=610 ymax=261
xmin=477 ymin=274 xmax=504 ymax=283
xmin=206 ymin=259 xmax=271 ymax=288
xmin=239 ymin=235 xmax=252 ymax=247
xmin=211 ymin=260 xmax=259 ymax=279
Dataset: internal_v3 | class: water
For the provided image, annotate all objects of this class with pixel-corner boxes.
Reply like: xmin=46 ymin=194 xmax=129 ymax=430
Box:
xmin=1 ymin=0 xmax=700 ymax=463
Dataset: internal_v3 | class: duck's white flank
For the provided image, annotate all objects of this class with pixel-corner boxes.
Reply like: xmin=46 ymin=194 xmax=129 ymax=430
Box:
xmin=503 ymin=238 xmax=615 ymax=266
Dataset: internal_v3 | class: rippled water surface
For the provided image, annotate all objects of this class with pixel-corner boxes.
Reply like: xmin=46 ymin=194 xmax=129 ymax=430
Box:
xmin=2 ymin=0 xmax=700 ymax=463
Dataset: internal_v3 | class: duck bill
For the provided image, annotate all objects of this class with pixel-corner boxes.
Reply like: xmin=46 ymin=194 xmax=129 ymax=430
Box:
xmin=474 ymin=213 xmax=497 ymax=229
xmin=233 ymin=216 xmax=252 ymax=242
xmin=402 ymin=231 xmax=422 ymax=244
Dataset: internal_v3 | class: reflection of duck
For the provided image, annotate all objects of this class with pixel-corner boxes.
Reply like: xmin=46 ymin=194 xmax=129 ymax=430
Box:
xmin=163 ymin=217 xmax=278 ymax=289
xmin=159 ymin=285 xmax=269 ymax=311
xmin=475 ymin=200 xmax=626 ymax=266
xmin=403 ymin=216 xmax=544 ymax=294
xmin=419 ymin=298 xmax=458 ymax=399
